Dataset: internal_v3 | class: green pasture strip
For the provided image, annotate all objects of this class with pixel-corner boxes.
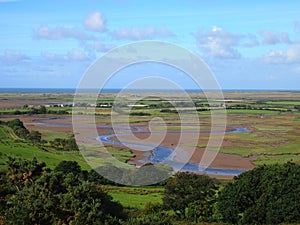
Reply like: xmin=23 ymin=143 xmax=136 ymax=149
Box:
xmin=253 ymin=154 xmax=300 ymax=166
xmin=220 ymin=148 xmax=263 ymax=157
xmin=221 ymin=141 xmax=300 ymax=158
xmin=266 ymin=101 xmax=300 ymax=105
xmin=0 ymin=107 xmax=72 ymax=114
xmin=226 ymin=109 xmax=280 ymax=115
xmin=97 ymin=97 xmax=115 ymax=102
xmin=254 ymin=125 xmax=293 ymax=131
xmin=39 ymin=130 xmax=70 ymax=141
xmin=46 ymin=106 xmax=72 ymax=111
xmin=271 ymin=142 xmax=300 ymax=154
xmin=102 ymin=185 xmax=164 ymax=208
xmin=0 ymin=108 xmax=28 ymax=113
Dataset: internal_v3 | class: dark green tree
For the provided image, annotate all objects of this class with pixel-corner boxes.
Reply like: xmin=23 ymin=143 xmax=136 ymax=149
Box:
xmin=88 ymin=169 xmax=116 ymax=185
xmin=7 ymin=119 xmax=29 ymax=139
xmin=216 ymin=162 xmax=300 ymax=224
xmin=162 ymin=172 xmax=220 ymax=220
xmin=6 ymin=156 xmax=47 ymax=190
xmin=123 ymin=212 xmax=173 ymax=225
xmin=54 ymin=160 xmax=82 ymax=175
xmin=51 ymin=136 xmax=79 ymax=151
xmin=27 ymin=130 xmax=42 ymax=143
xmin=39 ymin=105 xmax=47 ymax=114
xmin=7 ymin=119 xmax=25 ymax=129
xmin=54 ymin=160 xmax=88 ymax=181
xmin=1 ymin=158 xmax=125 ymax=225
xmin=60 ymin=179 xmax=124 ymax=224
xmin=294 ymin=105 xmax=300 ymax=111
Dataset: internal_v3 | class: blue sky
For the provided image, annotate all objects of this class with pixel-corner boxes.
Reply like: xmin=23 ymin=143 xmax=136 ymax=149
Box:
xmin=1 ymin=0 xmax=300 ymax=89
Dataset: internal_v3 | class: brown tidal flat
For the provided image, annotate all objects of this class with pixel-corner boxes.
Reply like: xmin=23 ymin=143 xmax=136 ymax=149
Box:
xmin=16 ymin=115 xmax=254 ymax=173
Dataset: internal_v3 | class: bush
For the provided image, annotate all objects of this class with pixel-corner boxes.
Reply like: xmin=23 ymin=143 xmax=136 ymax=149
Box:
xmin=216 ymin=162 xmax=300 ymax=224
xmin=1 ymin=158 xmax=125 ymax=224
xmin=163 ymin=172 xmax=220 ymax=221
xmin=129 ymin=111 xmax=151 ymax=116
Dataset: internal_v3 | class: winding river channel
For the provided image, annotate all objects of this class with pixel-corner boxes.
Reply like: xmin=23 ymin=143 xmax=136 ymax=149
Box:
xmin=33 ymin=118 xmax=249 ymax=176
xmin=98 ymin=127 xmax=249 ymax=176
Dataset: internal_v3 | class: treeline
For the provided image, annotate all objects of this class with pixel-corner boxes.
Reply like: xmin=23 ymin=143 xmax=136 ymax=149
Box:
xmin=225 ymin=101 xmax=300 ymax=112
xmin=1 ymin=157 xmax=300 ymax=224
xmin=226 ymin=104 xmax=293 ymax=112
xmin=49 ymin=136 xmax=78 ymax=151
xmin=1 ymin=119 xmax=78 ymax=151
xmin=5 ymin=118 xmax=41 ymax=143
xmin=129 ymin=111 xmax=151 ymax=116
xmin=0 ymin=105 xmax=69 ymax=116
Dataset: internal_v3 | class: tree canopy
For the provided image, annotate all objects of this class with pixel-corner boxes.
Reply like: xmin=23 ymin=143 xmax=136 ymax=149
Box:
xmin=0 ymin=157 xmax=125 ymax=225
xmin=163 ymin=172 xmax=220 ymax=221
xmin=216 ymin=162 xmax=300 ymax=224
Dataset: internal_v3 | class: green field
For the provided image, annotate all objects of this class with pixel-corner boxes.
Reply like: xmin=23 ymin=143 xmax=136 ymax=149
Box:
xmin=0 ymin=125 xmax=91 ymax=170
xmin=102 ymin=185 xmax=164 ymax=208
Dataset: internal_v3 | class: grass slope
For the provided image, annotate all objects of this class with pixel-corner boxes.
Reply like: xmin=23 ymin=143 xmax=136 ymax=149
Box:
xmin=101 ymin=185 xmax=163 ymax=208
xmin=0 ymin=125 xmax=91 ymax=171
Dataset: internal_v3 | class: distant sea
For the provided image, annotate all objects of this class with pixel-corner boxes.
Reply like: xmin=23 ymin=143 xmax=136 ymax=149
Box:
xmin=0 ymin=88 xmax=299 ymax=94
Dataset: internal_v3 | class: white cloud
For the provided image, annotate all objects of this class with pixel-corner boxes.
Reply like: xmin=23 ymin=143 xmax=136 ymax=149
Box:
xmin=42 ymin=50 xmax=90 ymax=61
xmin=110 ymin=26 xmax=174 ymax=40
xmin=0 ymin=50 xmax=30 ymax=64
xmin=258 ymin=30 xmax=291 ymax=44
xmin=264 ymin=50 xmax=286 ymax=64
xmin=194 ymin=26 xmax=241 ymax=58
xmin=264 ymin=44 xmax=300 ymax=64
xmin=84 ymin=12 xmax=106 ymax=32
xmin=34 ymin=25 xmax=96 ymax=41
xmin=68 ymin=50 xmax=89 ymax=61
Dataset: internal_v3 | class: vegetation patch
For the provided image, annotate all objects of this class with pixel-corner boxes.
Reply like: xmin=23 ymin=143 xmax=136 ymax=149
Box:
xmin=0 ymin=122 xmax=89 ymax=170
xmin=104 ymin=186 xmax=164 ymax=208
xmin=106 ymin=146 xmax=136 ymax=163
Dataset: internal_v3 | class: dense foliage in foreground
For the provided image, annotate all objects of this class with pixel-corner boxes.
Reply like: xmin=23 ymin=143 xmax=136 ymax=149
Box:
xmin=216 ymin=162 xmax=300 ymax=224
xmin=1 ymin=158 xmax=300 ymax=224
xmin=0 ymin=158 xmax=124 ymax=224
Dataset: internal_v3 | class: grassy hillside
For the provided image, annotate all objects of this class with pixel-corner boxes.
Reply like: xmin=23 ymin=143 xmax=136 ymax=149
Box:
xmin=0 ymin=124 xmax=91 ymax=171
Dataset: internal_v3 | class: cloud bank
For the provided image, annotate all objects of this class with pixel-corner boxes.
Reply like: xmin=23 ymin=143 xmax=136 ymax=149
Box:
xmin=84 ymin=12 xmax=106 ymax=32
